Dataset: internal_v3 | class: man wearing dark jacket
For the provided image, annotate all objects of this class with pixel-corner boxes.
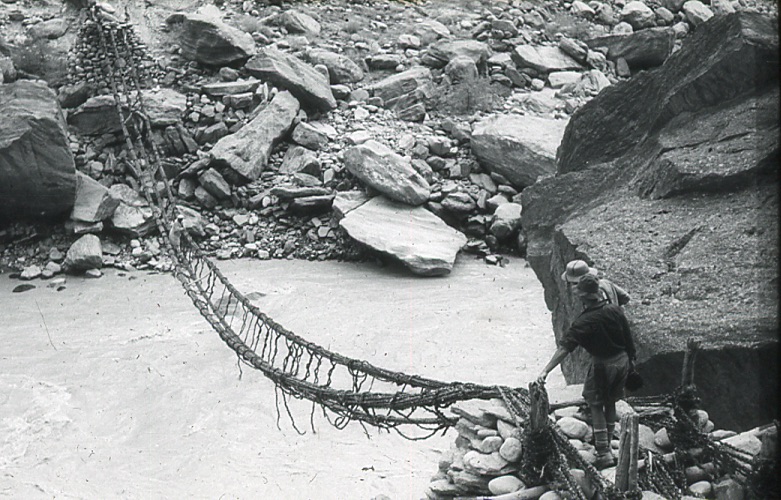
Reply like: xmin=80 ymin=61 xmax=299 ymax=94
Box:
xmin=538 ymin=274 xmax=637 ymax=469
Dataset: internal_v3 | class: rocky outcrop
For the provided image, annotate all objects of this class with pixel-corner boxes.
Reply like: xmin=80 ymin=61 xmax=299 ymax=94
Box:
xmin=520 ymin=13 xmax=779 ymax=431
xmin=166 ymin=10 xmax=256 ymax=66
xmin=245 ymin=48 xmax=337 ymax=112
xmin=0 ymin=80 xmax=76 ymax=219
xmin=209 ymin=90 xmax=300 ymax=183
xmin=343 ymin=140 xmax=430 ymax=206
xmin=339 ymin=196 xmax=466 ymax=276
xmin=471 ymin=114 xmax=568 ymax=189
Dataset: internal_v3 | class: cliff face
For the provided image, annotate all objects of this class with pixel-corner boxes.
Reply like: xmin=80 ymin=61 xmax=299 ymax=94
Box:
xmin=520 ymin=12 xmax=779 ymax=431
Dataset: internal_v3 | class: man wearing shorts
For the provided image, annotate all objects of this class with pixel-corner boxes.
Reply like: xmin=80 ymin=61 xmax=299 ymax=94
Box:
xmin=537 ymin=274 xmax=637 ymax=469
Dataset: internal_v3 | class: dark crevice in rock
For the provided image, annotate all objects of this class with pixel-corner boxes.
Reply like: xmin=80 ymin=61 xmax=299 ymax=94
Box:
xmin=636 ymin=341 xmax=780 ymax=431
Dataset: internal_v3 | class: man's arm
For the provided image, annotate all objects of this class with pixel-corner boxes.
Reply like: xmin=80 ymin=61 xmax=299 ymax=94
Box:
xmin=537 ymin=345 xmax=570 ymax=384
xmin=619 ymin=311 xmax=636 ymax=361
xmin=614 ymin=283 xmax=631 ymax=306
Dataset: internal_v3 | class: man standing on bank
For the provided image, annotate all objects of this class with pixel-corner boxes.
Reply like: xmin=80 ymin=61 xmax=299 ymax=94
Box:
xmin=537 ymin=274 xmax=637 ymax=469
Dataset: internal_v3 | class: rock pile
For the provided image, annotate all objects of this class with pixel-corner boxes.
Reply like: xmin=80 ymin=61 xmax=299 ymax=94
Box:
xmin=425 ymin=397 xmax=772 ymax=499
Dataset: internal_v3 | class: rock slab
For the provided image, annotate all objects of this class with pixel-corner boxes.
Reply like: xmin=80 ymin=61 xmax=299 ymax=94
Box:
xmin=166 ymin=11 xmax=256 ymax=66
xmin=339 ymin=196 xmax=466 ymax=277
xmin=471 ymin=114 xmax=568 ymax=189
xmin=245 ymin=48 xmax=336 ymax=111
xmin=343 ymin=140 xmax=430 ymax=206
xmin=70 ymin=172 xmax=120 ymax=223
xmin=210 ymin=91 xmax=300 ymax=183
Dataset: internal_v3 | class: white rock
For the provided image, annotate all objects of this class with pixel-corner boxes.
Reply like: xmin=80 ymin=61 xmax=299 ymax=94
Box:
xmin=557 ymin=416 xmax=589 ymax=439
xmin=463 ymin=450 xmax=511 ymax=476
xmin=499 ymin=436 xmax=523 ymax=462
xmin=688 ymin=480 xmax=712 ymax=497
xmin=488 ymin=475 xmax=525 ymax=495
xmin=20 ymin=265 xmax=42 ymax=280
xmin=548 ymin=71 xmax=582 ymax=89
xmin=621 ymin=1 xmax=656 ymax=29
xmin=339 ymin=196 xmax=466 ymax=277
xmin=64 ymin=234 xmax=103 ymax=272
xmin=654 ymin=427 xmax=673 ymax=450
xmin=471 ymin=114 xmax=568 ymax=188
xmin=722 ymin=432 xmax=763 ymax=456
xmin=682 ymin=0 xmax=713 ymax=26
xmin=343 ymin=140 xmax=430 ymax=205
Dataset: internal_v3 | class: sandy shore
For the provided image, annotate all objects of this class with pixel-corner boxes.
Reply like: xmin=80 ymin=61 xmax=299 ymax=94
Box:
xmin=0 ymin=255 xmax=571 ymax=500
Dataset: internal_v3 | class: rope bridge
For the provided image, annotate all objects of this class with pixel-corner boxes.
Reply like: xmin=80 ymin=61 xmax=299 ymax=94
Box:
xmin=70 ymin=5 xmax=523 ymax=437
xmin=67 ymin=7 xmax=772 ymax=499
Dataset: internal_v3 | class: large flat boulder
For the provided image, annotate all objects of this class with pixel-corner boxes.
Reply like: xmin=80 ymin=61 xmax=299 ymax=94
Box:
xmin=584 ymin=27 xmax=675 ymax=69
xmin=471 ymin=114 xmax=568 ymax=189
xmin=339 ymin=196 xmax=466 ymax=277
xmin=520 ymin=13 xmax=779 ymax=431
xmin=343 ymin=140 xmax=430 ymax=206
xmin=245 ymin=48 xmax=336 ymax=112
xmin=209 ymin=91 xmax=300 ymax=183
xmin=166 ymin=11 xmax=256 ymax=66
xmin=0 ymin=80 xmax=76 ymax=219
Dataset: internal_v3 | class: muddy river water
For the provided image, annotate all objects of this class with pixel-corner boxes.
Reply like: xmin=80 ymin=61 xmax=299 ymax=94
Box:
xmin=0 ymin=255 xmax=577 ymax=499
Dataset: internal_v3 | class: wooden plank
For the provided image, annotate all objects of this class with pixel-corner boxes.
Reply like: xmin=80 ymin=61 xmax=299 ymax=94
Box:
xmin=615 ymin=413 xmax=639 ymax=491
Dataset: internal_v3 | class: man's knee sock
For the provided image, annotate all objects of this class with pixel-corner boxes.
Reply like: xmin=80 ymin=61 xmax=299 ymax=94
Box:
xmin=606 ymin=422 xmax=616 ymax=440
xmin=594 ymin=428 xmax=610 ymax=455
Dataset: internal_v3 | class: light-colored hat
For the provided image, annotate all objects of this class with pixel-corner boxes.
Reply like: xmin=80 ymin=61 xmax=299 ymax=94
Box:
xmin=575 ymin=274 xmax=602 ymax=300
xmin=561 ymin=260 xmax=598 ymax=284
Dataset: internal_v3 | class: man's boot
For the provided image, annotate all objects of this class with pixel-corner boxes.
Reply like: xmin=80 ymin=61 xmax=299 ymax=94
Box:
xmin=593 ymin=429 xmax=615 ymax=469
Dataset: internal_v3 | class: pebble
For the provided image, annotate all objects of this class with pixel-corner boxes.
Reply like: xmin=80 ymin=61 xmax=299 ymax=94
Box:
xmin=47 ymin=278 xmax=67 ymax=288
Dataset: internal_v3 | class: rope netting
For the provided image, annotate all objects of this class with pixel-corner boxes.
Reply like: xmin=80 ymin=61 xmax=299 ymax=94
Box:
xmin=66 ymin=6 xmax=773 ymax=498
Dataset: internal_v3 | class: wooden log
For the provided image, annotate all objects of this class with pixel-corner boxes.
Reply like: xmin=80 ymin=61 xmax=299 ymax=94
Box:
xmin=681 ymin=338 xmax=701 ymax=387
xmin=615 ymin=413 xmax=639 ymax=491
xmin=528 ymin=381 xmax=550 ymax=431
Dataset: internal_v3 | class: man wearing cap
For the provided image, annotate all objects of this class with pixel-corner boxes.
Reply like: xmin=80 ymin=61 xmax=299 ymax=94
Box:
xmin=562 ymin=260 xmax=630 ymax=307
xmin=537 ymin=274 xmax=637 ymax=469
